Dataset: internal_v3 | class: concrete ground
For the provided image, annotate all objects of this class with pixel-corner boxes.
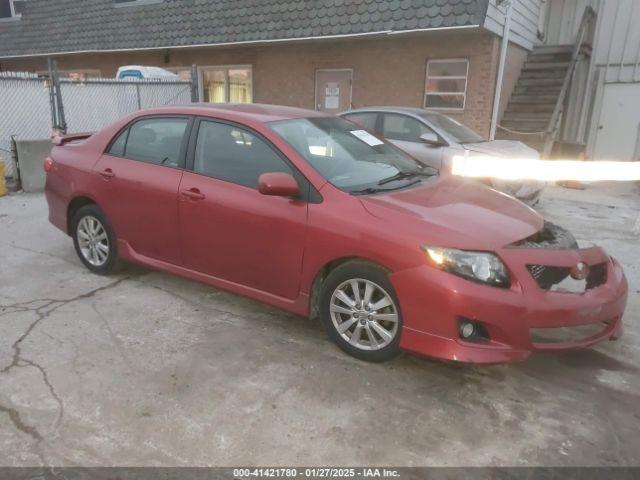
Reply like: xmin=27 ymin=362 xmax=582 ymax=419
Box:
xmin=0 ymin=183 xmax=639 ymax=467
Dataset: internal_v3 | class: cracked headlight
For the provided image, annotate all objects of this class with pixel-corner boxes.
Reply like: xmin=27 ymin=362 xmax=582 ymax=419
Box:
xmin=422 ymin=246 xmax=510 ymax=288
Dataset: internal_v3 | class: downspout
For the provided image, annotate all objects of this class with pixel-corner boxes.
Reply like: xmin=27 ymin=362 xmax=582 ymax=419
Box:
xmin=489 ymin=0 xmax=514 ymax=140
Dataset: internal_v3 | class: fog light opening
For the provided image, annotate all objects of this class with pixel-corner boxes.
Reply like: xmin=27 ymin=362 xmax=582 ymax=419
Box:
xmin=460 ymin=322 xmax=475 ymax=339
xmin=458 ymin=318 xmax=490 ymax=342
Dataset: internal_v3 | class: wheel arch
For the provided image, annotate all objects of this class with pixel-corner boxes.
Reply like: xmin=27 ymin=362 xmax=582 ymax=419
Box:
xmin=66 ymin=195 xmax=99 ymax=234
xmin=308 ymin=256 xmax=392 ymax=320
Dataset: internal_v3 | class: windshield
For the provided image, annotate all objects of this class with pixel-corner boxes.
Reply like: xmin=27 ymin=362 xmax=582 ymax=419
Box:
xmin=270 ymin=117 xmax=434 ymax=194
xmin=421 ymin=113 xmax=484 ymax=144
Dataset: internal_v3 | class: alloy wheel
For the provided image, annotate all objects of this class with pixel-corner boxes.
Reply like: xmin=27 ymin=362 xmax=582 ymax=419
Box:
xmin=329 ymin=278 xmax=399 ymax=351
xmin=77 ymin=215 xmax=110 ymax=267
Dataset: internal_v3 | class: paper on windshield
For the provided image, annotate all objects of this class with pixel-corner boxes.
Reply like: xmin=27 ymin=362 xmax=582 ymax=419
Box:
xmin=350 ymin=130 xmax=384 ymax=147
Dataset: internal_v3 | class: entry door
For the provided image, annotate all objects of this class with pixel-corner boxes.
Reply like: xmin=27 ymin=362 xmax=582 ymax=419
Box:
xmin=593 ymin=84 xmax=640 ymax=161
xmin=315 ymin=69 xmax=352 ymax=113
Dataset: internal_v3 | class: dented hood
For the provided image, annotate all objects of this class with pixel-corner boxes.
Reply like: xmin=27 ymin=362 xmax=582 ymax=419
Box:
xmin=360 ymin=176 xmax=544 ymax=249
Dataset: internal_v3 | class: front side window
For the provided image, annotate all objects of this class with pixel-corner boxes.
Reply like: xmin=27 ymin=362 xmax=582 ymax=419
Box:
xmin=194 ymin=121 xmax=292 ymax=189
xmin=0 ymin=0 xmax=26 ymax=19
xmin=270 ymin=117 xmax=434 ymax=194
xmin=425 ymin=59 xmax=468 ymax=110
xmin=382 ymin=114 xmax=434 ymax=142
xmin=110 ymin=117 xmax=188 ymax=167
xmin=200 ymin=66 xmax=252 ymax=103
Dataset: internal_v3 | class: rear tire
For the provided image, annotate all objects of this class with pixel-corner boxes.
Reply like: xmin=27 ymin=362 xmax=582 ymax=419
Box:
xmin=72 ymin=204 xmax=120 ymax=275
xmin=319 ymin=261 xmax=402 ymax=362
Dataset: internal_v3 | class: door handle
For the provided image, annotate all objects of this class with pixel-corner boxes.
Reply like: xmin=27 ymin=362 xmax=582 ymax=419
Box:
xmin=99 ymin=168 xmax=115 ymax=180
xmin=180 ymin=188 xmax=205 ymax=201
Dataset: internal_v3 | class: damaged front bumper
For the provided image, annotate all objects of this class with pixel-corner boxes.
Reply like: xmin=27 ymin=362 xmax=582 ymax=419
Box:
xmin=391 ymin=244 xmax=628 ymax=364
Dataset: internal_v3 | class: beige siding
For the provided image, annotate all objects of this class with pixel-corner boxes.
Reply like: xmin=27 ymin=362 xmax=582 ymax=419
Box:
xmin=484 ymin=0 xmax=544 ymax=50
xmin=544 ymin=0 xmax=599 ymax=45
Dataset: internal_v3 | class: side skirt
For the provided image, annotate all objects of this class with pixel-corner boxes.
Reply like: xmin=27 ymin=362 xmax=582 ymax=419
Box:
xmin=118 ymin=239 xmax=310 ymax=317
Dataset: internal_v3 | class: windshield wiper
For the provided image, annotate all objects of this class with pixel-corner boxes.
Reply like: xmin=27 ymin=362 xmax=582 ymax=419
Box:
xmin=350 ymin=187 xmax=388 ymax=195
xmin=351 ymin=178 xmax=423 ymax=195
xmin=377 ymin=170 xmax=435 ymax=186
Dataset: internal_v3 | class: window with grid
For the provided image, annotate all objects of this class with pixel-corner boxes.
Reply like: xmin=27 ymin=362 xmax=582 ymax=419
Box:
xmin=424 ymin=59 xmax=469 ymax=111
xmin=200 ymin=66 xmax=253 ymax=104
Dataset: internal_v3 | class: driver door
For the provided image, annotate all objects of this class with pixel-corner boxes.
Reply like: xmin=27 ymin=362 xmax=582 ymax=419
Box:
xmin=380 ymin=113 xmax=443 ymax=170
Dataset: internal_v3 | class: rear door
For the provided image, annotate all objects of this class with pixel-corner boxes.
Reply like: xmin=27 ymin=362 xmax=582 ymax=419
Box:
xmin=380 ymin=113 xmax=443 ymax=169
xmin=178 ymin=118 xmax=308 ymax=299
xmin=94 ymin=115 xmax=192 ymax=265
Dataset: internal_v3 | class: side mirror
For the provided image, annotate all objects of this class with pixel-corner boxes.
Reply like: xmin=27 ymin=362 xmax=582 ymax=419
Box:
xmin=419 ymin=132 xmax=446 ymax=147
xmin=258 ymin=172 xmax=300 ymax=197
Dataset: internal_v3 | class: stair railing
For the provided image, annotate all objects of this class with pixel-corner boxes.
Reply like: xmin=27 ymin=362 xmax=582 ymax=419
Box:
xmin=542 ymin=6 xmax=597 ymax=159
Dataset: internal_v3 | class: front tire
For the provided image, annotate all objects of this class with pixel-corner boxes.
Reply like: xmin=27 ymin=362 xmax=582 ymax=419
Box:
xmin=319 ymin=261 xmax=402 ymax=362
xmin=72 ymin=204 xmax=120 ymax=275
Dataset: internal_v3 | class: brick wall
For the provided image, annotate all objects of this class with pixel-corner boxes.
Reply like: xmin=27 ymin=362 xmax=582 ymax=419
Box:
xmin=1 ymin=30 xmax=501 ymax=138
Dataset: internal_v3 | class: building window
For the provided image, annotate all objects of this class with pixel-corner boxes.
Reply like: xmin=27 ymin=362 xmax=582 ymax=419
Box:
xmin=165 ymin=66 xmax=252 ymax=103
xmin=200 ymin=66 xmax=252 ymax=104
xmin=0 ymin=0 xmax=26 ymax=19
xmin=425 ymin=59 xmax=468 ymax=111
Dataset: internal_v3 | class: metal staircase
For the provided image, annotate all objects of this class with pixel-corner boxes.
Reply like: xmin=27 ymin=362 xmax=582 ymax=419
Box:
xmin=497 ymin=45 xmax=573 ymax=153
xmin=496 ymin=7 xmax=597 ymax=158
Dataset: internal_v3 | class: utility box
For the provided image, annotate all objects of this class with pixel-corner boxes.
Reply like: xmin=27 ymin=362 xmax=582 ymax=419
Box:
xmin=15 ymin=139 xmax=52 ymax=192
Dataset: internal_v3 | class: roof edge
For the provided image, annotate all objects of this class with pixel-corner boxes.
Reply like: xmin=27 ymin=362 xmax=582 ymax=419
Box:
xmin=0 ymin=24 xmax=481 ymax=60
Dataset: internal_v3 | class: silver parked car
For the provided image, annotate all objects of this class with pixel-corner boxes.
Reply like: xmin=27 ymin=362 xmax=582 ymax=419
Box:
xmin=340 ymin=106 xmax=545 ymax=205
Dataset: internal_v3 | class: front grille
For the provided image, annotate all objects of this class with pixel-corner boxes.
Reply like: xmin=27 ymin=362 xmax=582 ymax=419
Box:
xmin=586 ymin=263 xmax=607 ymax=289
xmin=527 ymin=262 xmax=607 ymax=291
xmin=527 ymin=265 xmax=570 ymax=290
xmin=530 ymin=322 xmax=611 ymax=344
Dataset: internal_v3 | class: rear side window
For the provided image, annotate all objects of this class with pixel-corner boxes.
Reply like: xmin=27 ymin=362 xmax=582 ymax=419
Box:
xmin=193 ymin=120 xmax=293 ymax=189
xmin=343 ymin=113 xmax=378 ymax=132
xmin=108 ymin=130 xmax=128 ymax=157
xmin=382 ymin=113 xmax=433 ymax=142
xmin=108 ymin=117 xmax=189 ymax=167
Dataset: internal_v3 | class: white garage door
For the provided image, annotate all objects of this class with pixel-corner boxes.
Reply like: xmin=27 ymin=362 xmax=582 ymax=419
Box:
xmin=593 ymin=83 xmax=640 ymax=161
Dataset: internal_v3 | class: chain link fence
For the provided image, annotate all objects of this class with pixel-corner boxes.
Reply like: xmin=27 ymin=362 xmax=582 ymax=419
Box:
xmin=0 ymin=68 xmax=196 ymax=182
xmin=0 ymin=72 xmax=52 ymax=179
xmin=59 ymin=78 xmax=193 ymax=133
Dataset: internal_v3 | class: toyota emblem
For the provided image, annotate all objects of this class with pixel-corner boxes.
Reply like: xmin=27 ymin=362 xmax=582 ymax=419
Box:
xmin=570 ymin=261 xmax=590 ymax=280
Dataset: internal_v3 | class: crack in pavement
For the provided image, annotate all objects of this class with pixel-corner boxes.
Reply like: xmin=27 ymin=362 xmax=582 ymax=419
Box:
xmin=0 ymin=403 xmax=43 ymax=442
xmin=0 ymin=276 xmax=132 ymax=451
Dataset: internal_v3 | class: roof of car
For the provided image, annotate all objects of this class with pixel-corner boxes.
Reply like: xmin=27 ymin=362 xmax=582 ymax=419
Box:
xmin=143 ymin=103 xmax=329 ymax=123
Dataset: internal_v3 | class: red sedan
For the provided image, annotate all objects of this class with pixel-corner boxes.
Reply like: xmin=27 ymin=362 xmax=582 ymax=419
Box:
xmin=44 ymin=104 xmax=628 ymax=363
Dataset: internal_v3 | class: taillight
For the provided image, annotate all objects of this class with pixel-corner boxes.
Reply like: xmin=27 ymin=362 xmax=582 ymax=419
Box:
xmin=44 ymin=157 xmax=54 ymax=172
